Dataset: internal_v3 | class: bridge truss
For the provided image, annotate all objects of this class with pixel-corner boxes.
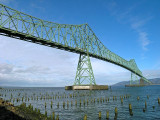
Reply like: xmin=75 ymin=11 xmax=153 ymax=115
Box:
xmin=0 ymin=3 xmax=152 ymax=85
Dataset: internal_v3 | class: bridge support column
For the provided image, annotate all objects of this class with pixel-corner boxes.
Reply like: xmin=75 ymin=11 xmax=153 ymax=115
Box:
xmin=130 ymin=72 xmax=133 ymax=85
xmin=130 ymin=72 xmax=139 ymax=85
xmin=74 ymin=53 xmax=96 ymax=85
xmin=140 ymin=78 xmax=144 ymax=85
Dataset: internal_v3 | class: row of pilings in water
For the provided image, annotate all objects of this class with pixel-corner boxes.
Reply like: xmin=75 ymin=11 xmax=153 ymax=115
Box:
xmin=0 ymin=88 xmax=160 ymax=120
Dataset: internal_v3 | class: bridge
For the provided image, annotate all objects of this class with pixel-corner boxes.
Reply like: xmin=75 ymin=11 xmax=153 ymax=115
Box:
xmin=0 ymin=3 xmax=152 ymax=86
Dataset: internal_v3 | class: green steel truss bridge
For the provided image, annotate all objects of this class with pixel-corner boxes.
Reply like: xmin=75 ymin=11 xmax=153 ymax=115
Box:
xmin=0 ymin=3 xmax=151 ymax=85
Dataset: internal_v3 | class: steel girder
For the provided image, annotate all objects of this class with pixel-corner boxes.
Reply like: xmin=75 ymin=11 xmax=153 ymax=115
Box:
xmin=0 ymin=3 xmax=150 ymax=84
xmin=74 ymin=53 xmax=96 ymax=85
xmin=130 ymin=72 xmax=139 ymax=85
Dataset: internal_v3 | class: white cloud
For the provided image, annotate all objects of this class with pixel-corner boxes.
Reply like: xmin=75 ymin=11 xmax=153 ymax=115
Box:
xmin=153 ymin=59 xmax=160 ymax=69
xmin=138 ymin=31 xmax=150 ymax=51
xmin=130 ymin=17 xmax=151 ymax=51
xmin=131 ymin=19 xmax=146 ymax=29
xmin=0 ymin=1 xmax=157 ymax=87
xmin=0 ymin=35 xmax=78 ymax=86
xmin=0 ymin=35 xmax=159 ymax=86
xmin=0 ymin=63 xmax=13 ymax=74
xmin=30 ymin=3 xmax=45 ymax=12
xmin=0 ymin=35 xmax=133 ymax=86
xmin=130 ymin=19 xmax=151 ymax=52
xmin=0 ymin=0 xmax=8 ymax=3
xmin=142 ymin=69 xmax=160 ymax=79
xmin=105 ymin=1 xmax=151 ymax=52
xmin=0 ymin=0 xmax=11 ymax=4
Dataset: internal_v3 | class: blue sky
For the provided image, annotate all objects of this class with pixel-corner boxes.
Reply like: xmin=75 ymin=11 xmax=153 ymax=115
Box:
xmin=0 ymin=0 xmax=160 ymax=87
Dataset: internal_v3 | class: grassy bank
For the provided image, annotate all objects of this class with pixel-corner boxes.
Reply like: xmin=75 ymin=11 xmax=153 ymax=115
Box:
xmin=0 ymin=98 xmax=51 ymax=120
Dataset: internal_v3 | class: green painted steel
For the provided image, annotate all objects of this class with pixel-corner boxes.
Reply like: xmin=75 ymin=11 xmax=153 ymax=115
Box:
xmin=130 ymin=72 xmax=139 ymax=85
xmin=74 ymin=53 xmax=96 ymax=85
xmin=0 ymin=3 xmax=151 ymax=84
xmin=130 ymin=72 xmax=133 ymax=85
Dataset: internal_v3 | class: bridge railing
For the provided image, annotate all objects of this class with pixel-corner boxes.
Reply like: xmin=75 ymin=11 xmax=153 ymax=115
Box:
xmin=0 ymin=3 xmax=143 ymax=78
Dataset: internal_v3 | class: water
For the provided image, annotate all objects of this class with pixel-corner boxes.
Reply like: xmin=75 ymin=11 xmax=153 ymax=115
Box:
xmin=0 ymin=86 xmax=160 ymax=120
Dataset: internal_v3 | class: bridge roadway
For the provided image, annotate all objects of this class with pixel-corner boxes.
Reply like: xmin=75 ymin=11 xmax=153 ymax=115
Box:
xmin=0 ymin=3 xmax=151 ymax=84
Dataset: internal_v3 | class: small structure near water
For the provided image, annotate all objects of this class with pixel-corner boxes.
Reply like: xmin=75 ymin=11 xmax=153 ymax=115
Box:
xmin=65 ymin=85 xmax=108 ymax=90
xmin=125 ymin=84 xmax=146 ymax=87
xmin=125 ymin=78 xmax=150 ymax=87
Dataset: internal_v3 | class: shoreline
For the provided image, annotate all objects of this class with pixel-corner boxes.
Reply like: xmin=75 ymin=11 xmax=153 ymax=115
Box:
xmin=0 ymin=98 xmax=50 ymax=120
xmin=0 ymin=98 xmax=26 ymax=120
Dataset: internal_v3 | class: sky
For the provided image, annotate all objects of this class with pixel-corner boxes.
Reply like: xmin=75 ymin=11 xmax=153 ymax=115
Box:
xmin=0 ymin=0 xmax=160 ymax=87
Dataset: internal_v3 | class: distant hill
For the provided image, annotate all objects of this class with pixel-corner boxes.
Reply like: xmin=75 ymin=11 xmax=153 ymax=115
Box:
xmin=112 ymin=78 xmax=160 ymax=86
xmin=149 ymin=78 xmax=160 ymax=84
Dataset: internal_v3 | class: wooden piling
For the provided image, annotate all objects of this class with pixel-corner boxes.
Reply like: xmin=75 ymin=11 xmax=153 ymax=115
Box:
xmin=99 ymin=111 xmax=101 ymax=118
xmin=75 ymin=100 xmax=77 ymax=106
xmin=45 ymin=102 xmax=46 ymax=108
xmin=121 ymin=98 xmax=123 ymax=104
xmin=71 ymin=101 xmax=73 ymax=107
xmin=106 ymin=111 xmax=109 ymax=119
xmin=129 ymin=104 xmax=132 ymax=111
xmin=84 ymin=114 xmax=87 ymax=120
xmin=115 ymin=107 xmax=118 ymax=117
xmin=63 ymin=101 xmax=65 ymax=108
xmin=145 ymin=101 xmax=147 ymax=108
xmin=52 ymin=112 xmax=55 ymax=120
xmin=67 ymin=101 xmax=69 ymax=108
xmin=45 ymin=111 xmax=47 ymax=117
xmin=57 ymin=102 xmax=59 ymax=108
xmin=56 ymin=114 xmax=59 ymax=120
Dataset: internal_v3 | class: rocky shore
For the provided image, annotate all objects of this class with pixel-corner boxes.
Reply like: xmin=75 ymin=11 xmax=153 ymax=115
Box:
xmin=0 ymin=98 xmax=26 ymax=120
xmin=0 ymin=98 xmax=49 ymax=120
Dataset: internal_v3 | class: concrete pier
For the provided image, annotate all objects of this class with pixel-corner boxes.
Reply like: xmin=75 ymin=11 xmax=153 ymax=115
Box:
xmin=125 ymin=84 xmax=146 ymax=87
xmin=125 ymin=84 xmax=160 ymax=87
xmin=65 ymin=85 xmax=108 ymax=90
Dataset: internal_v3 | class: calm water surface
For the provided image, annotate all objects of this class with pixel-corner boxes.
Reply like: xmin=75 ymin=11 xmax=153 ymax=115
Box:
xmin=0 ymin=86 xmax=160 ymax=120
